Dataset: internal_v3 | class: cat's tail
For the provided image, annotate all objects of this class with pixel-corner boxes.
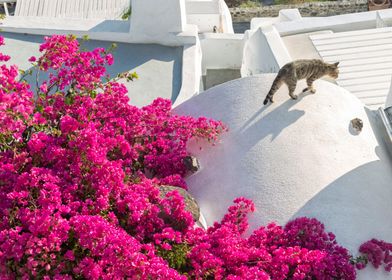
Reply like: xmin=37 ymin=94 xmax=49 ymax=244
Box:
xmin=263 ymin=75 xmax=283 ymax=105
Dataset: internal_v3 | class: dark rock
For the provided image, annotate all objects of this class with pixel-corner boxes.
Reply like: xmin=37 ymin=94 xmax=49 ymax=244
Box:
xmin=159 ymin=185 xmax=200 ymax=222
xmin=183 ymin=155 xmax=200 ymax=174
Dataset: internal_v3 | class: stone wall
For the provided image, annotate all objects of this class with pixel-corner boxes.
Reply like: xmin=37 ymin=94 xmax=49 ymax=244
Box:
xmin=230 ymin=0 xmax=368 ymax=22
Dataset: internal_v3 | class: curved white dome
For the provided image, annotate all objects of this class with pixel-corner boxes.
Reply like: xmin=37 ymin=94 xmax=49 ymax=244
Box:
xmin=175 ymin=74 xmax=392 ymax=279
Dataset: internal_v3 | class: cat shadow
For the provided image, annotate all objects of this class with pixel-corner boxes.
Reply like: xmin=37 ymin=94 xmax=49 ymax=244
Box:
xmin=237 ymin=92 xmax=310 ymax=152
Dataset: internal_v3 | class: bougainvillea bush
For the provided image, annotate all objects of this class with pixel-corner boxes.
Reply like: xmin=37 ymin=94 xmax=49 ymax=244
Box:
xmin=0 ymin=35 xmax=390 ymax=279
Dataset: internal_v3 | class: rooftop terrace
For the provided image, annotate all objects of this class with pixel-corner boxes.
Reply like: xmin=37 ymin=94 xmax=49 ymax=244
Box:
xmin=311 ymin=27 xmax=392 ymax=110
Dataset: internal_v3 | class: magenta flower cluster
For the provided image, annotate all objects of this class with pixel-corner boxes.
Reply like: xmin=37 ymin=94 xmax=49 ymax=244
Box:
xmin=185 ymin=199 xmax=356 ymax=279
xmin=358 ymin=239 xmax=392 ymax=272
xmin=0 ymin=34 xmax=390 ymax=279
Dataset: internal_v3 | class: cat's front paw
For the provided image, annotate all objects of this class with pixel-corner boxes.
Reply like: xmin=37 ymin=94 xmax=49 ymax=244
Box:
xmin=290 ymin=94 xmax=298 ymax=100
xmin=310 ymin=88 xmax=316 ymax=94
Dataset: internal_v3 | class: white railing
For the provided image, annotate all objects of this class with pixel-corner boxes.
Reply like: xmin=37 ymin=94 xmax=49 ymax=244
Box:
xmin=14 ymin=0 xmax=130 ymax=19
xmin=0 ymin=0 xmax=16 ymax=16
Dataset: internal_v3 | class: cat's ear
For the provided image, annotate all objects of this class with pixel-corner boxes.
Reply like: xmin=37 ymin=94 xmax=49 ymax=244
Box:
xmin=334 ymin=62 xmax=340 ymax=67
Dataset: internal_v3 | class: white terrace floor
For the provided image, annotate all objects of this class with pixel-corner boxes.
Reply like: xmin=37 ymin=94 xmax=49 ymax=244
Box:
xmin=1 ymin=32 xmax=183 ymax=107
xmin=310 ymin=27 xmax=392 ymax=110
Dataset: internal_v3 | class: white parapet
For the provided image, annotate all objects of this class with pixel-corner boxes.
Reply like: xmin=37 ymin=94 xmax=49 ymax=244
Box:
xmin=241 ymin=26 xmax=291 ymax=77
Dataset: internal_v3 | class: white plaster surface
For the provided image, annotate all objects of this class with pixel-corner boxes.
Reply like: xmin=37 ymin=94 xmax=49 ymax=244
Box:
xmin=175 ymin=74 xmax=392 ymax=279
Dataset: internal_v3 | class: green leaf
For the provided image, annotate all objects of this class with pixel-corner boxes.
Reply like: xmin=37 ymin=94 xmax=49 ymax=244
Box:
xmin=82 ymin=35 xmax=90 ymax=41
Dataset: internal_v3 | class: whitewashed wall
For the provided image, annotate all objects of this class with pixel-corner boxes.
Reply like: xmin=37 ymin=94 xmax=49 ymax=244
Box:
xmin=199 ymin=33 xmax=244 ymax=76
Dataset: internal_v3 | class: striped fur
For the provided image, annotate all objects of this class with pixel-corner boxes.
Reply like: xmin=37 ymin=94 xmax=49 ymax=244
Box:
xmin=263 ymin=59 xmax=339 ymax=105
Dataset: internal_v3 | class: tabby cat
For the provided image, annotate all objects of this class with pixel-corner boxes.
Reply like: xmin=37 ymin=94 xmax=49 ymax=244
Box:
xmin=263 ymin=59 xmax=340 ymax=105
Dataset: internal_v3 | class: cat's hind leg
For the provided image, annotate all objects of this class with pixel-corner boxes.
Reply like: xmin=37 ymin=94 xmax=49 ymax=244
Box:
xmin=269 ymin=79 xmax=283 ymax=103
xmin=263 ymin=78 xmax=283 ymax=105
xmin=288 ymin=81 xmax=298 ymax=100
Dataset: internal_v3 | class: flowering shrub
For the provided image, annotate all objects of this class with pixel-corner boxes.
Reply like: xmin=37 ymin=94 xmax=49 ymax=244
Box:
xmin=185 ymin=200 xmax=356 ymax=279
xmin=0 ymin=35 xmax=224 ymax=279
xmin=0 ymin=34 xmax=390 ymax=279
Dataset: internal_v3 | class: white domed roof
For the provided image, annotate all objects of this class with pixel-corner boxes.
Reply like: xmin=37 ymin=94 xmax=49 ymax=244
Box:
xmin=175 ymin=74 xmax=392 ymax=279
